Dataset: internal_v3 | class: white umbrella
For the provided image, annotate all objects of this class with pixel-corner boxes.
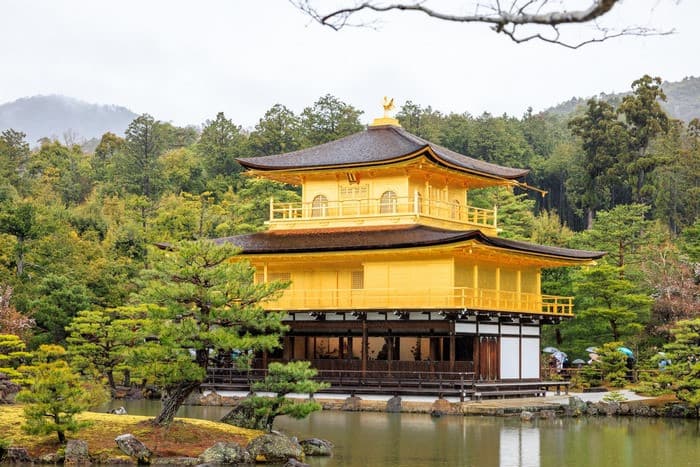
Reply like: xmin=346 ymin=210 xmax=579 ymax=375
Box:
xmin=542 ymin=346 xmax=559 ymax=354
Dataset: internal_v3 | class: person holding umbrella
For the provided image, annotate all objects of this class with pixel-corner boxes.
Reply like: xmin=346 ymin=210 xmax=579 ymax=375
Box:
xmin=618 ymin=346 xmax=635 ymax=369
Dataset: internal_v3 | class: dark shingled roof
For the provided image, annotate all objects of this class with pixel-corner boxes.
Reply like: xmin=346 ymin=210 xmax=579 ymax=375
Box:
xmin=214 ymin=225 xmax=605 ymax=261
xmin=237 ymin=125 xmax=529 ymax=180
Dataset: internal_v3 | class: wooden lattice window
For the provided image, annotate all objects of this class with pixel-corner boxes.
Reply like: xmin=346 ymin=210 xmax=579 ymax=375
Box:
xmin=339 ymin=184 xmax=368 ymax=200
xmin=351 ymin=271 xmax=364 ymax=289
xmin=269 ymin=272 xmax=291 ymax=283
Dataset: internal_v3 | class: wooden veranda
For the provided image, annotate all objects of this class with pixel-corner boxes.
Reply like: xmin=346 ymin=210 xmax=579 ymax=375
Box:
xmin=203 ymin=361 xmax=569 ymax=401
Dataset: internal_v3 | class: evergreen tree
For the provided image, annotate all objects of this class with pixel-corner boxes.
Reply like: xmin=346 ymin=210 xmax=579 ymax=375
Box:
xmin=16 ymin=345 xmax=108 ymax=444
xmin=299 ymin=94 xmax=364 ymax=145
xmin=618 ymin=75 xmax=671 ymax=204
xmin=0 ymin=333 xmax=32 ymax=382
xmin=134 ymin=240 xmax=288 ymax=425
xmin=577 ymin=203 xmax=652 ymax=277
xmin=65 ymin=306 xmax=152 ymax=390
xmin=658 ymin=319 xmax=700 ymax=415
xmin=568 ymin=99 xmax=629 ymax=227
xmin=222 ymin=361 xmax=329 ymax=431
xmin=117 ymin=114 xmax=164 ymax=201
xmin=197 ymin=112 xmax=246 ymax=179
xmin=0 ymin=129 xmax=31 ymax=196
xmin=248 ymin=104 xmax=301 ymax=156
xmin=0 ymin=199 xmax=41 ymax=278
xmin=30 ymin=274 xmax=93 ymax=346
xmin=574 ymin=265 xmax=652 ymax=342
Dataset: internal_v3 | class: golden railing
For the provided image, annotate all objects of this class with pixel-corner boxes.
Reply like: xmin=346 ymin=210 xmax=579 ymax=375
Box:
xmin=269 ymin=196 xmax=496 ymax=229
xmin=262 ymin=287 xmax=573 ymax=316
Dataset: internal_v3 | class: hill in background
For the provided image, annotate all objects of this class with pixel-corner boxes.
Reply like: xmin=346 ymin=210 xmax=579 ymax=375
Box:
xmin=544 ymin=76 xmax=700 ymax=122
xmin=0 ymin=95 xmax=137 ymax=146
xmin=1 ymin=76 xmax=698 ymax=148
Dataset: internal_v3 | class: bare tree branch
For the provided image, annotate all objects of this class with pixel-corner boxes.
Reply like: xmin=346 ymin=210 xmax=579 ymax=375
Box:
xmin=291 ymin=0 xmax=675 ymax=48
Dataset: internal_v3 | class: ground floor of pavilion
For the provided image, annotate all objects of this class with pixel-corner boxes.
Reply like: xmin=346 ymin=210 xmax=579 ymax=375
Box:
xmin=206 ymin=310 xmax=570 ymax=399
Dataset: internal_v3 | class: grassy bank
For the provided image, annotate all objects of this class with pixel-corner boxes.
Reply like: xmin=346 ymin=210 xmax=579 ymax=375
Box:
xmin=0 ymin=405 xmax=261 ymax=461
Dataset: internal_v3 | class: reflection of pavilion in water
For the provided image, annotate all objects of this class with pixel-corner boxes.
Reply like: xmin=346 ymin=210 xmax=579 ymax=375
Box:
xmin=500 ymin=425 xmax=540 ymax=467
xmin=276 ymin=410 xmax=544 ymax=466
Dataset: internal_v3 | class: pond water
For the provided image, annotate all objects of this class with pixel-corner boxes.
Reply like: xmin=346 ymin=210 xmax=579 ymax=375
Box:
xmin=103 ymin=400 xmax=700 ymax=467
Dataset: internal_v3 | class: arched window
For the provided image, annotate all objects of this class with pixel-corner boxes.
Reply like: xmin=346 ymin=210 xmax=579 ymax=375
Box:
xmin=311 ymin=194 xmax=328 ymax=217
xmin=379 ymin=190 xmax=398 ymax=213
xmin=451 ymin=200 xmax=461 ymax=219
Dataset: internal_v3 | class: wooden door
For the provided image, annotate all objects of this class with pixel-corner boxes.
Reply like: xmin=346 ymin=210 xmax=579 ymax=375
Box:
xmin=476 ymin=336 xmax=499 ymax=381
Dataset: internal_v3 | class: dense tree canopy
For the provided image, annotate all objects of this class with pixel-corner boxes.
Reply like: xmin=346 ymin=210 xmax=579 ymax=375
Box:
xmin=0 ymin=87 xmax=696 ymax=402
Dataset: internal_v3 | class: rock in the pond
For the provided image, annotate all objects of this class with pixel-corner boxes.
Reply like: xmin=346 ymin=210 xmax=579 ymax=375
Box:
xmin=284 ymin=458 xmax=310 ymax=467
xmin=151 ymin=457 xmax=200 ymax=465
xmin=520 ymin=410 xmax=535 ymax=421
xmin=220 ymin=397 xmax=267 ymax=430
xmin=431 ymin=398 xmax=452 ymax=417
xmin=38 ymin=452 xmax=64 ymax=464
xmin=115 ymin=434 xmax=152 ymax=463
xmin=4 ymin=447 xmax=32 ymax=464
xmin=386 ymin=395 xmax=402 ymax=413
xmin=247 ymin=432 xmax=304 ymax=463
xmin=199 ymin=441 xmax=251 ymax=465
xmin=602 ymin=402 xmax=620 ymax=416
xmin=568 ymin=396 xmax=587 ymax=413
xmin=341 ymin=395 xmax=362 ymax=411
xmin=109 ymin=406 xmax=128 ymax=415
xmin=64 ymin=439 xmax=90 ymax=465
xmin=299 ymin=438 xmax=333 ymax=456
xmin=664 ymin=404 xmax=692 ymax=418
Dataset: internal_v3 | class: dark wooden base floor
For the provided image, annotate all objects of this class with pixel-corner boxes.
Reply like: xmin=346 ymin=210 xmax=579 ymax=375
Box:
xmin=204 ymin=367 xmax=569 ymax=401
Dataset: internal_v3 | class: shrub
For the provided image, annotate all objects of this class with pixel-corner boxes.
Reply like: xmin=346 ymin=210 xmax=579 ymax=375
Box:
xmin=16 ymin=345 xmax=108 ymax=444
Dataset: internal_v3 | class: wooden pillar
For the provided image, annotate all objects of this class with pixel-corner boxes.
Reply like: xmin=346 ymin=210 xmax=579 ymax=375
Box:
xmin=262 ymin=349 xmax=268 ymax=369
xmin=387 ymin=335 xmax=393 ymax=375
xmin=283 ymin=336 xmax=291 ymax=362
xmin=361 ymin=319 xmax=368 ymax=377
xmin=473 ymin=336 xmax=480 ymax=380
xmin=495 ymin=267 xmax=501 ymax=308
xmin=339 ymin=336 xmax=345 ymax=360
xmin=473 ymin=264 xmax=479 ymax=306
xmin=449 ymin=322 xmax=456 ymax=372
xmin=516 ymin=270 xmax=522 ymax=310
xmin=536 ymin=271 xmax=542 ymax=313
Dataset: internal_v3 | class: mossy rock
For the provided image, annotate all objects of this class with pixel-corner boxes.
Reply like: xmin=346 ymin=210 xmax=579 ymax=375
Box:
xmin=247 ymin=433 xmax=303 ymax=463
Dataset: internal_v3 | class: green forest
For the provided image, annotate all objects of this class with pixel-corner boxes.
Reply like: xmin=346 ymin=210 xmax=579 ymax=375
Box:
xmin=1 ymin=75 xmax=699 ymax=376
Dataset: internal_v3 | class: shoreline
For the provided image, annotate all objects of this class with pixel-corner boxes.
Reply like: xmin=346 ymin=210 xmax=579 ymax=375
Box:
xmin=193 ymin=389 xmax=693 ymax=418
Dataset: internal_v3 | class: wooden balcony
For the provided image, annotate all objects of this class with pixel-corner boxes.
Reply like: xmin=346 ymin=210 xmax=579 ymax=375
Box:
xmin=262 ymin=287 xmax=574 ymax=317
xmin=267 ymin=195 xmax=497 ymax=233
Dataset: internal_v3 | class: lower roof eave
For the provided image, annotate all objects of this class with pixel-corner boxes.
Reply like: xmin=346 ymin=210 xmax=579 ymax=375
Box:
xmin=275 ymin=308 xmax=572 ymax=321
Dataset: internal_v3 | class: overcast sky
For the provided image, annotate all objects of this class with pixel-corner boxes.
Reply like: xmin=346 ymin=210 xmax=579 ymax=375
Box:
xmin=2 ymin=0 xmax=698 ymax=129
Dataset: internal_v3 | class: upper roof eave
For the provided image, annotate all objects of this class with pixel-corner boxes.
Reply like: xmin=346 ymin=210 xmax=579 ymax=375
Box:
xmin=237 ymin=125 xmax=529 ymax=180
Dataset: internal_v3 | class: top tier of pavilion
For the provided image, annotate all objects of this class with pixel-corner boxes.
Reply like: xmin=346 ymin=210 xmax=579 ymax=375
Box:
xmin=238 ymin=120 xmax=531 ymax=236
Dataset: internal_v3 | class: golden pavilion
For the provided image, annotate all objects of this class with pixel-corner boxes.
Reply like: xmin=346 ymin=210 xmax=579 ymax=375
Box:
xmin=214 ymin=107 xmax=603 ymax=391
